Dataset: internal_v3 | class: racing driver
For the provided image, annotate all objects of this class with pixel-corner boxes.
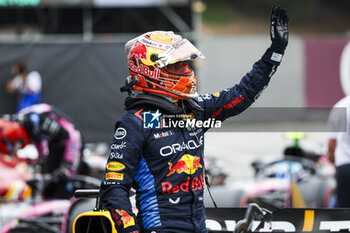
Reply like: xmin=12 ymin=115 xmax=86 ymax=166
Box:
xmin=100 ymin=6 xmax=289 ymax=233
xmin=0 ymin=103 xmax=83 ymax=198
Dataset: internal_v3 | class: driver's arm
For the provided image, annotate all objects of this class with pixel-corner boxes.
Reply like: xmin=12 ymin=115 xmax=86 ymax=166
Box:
xmin=100 ymin=116 xmax=142 ymax=233
xmin=195 ymin=6 xmax=289 ymax=123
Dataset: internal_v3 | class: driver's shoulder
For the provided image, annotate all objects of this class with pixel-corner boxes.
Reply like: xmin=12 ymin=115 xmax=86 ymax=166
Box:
xmin=120 ymin=107 xmax=159 ymax=127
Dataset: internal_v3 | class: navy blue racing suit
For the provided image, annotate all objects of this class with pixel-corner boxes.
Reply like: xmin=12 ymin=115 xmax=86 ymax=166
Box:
xmin=100 ymin=50 xmax=282 ymax=233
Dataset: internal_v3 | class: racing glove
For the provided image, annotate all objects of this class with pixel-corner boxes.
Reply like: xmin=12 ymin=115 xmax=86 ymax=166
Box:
xmin=263 ymin=6 xmax=289 ymax=66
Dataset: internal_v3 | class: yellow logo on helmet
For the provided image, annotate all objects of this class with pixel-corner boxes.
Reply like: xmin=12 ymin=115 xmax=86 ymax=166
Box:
xmin=149 ymin=31 xmax=182 ymax=44
xmin=142 ymin=47 xmax=164 ymax=66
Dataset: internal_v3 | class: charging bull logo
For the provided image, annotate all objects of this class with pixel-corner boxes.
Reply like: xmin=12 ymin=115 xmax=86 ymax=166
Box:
xmin=115 ymin=209 xmax=135 ymax=229
xmin=166 ymin=154 xmax=202 ymax=176
xmin=129 ymin=44 xmax=147 ymax=60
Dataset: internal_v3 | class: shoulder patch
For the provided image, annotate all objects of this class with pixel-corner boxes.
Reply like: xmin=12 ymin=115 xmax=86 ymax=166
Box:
xmin=213 ymin=92 xmax=220 ymax=97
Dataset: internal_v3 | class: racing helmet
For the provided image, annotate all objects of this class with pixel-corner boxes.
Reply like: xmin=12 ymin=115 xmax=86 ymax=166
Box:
xmin=0 ymin=119 xmax=30 ymax=155
xmin=125 ymin=31 xmax=205 ymax=99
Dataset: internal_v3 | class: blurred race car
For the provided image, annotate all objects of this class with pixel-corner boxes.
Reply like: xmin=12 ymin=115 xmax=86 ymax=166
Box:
xmin=204 ymin=134 xmax=337 ymax=210
xmin=204 ymin=155 xmax=336 ymax=210
xmin=0 ymin=146 xmax=36 ymax=202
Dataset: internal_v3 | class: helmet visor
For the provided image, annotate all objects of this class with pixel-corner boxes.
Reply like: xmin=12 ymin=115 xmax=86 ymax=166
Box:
xmin=156 ymin=39 xmax=204 ymax=68
xmin=165 ymin=62 xmax=193 ymax=76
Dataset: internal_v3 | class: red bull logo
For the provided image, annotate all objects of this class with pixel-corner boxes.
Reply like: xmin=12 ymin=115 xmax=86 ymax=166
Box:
xmin=129 ymin=60 xmax=160 ymax=78
xmin=162 ymin=174 xmax=204 ymax=194
xmin=111 ymin=209 xmax=135 ymax=228
xmin=129 ymin=44 xmax=148 ymax=60
xmin=166 ymin=154 xmax=202 ymax=176
xmin=115 ymin=209 xmax=135 ymax=228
